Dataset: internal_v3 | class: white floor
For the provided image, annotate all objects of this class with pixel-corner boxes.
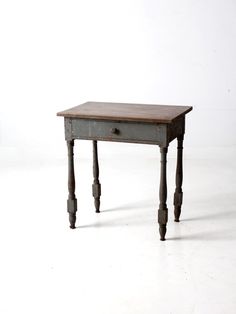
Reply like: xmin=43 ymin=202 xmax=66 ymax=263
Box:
xmin=1 ymin=145 xmax=236 ymax=314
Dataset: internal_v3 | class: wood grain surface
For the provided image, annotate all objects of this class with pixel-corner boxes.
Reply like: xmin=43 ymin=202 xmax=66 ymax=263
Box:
xmin=57 ymin=101 xmax=192 ymax=124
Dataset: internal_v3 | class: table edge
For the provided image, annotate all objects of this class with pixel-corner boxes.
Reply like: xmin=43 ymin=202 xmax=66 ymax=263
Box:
xmin=57 ymin=106 xmax=192 ymax=124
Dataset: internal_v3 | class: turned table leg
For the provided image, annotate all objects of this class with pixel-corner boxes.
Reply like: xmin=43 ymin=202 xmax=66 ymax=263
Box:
xmin=158 ymin=147 xmax=168 ymax=241
xmin=67 ymin=140 xmax=77 ymax=228
xmin=174 ymin=135 xmax=184 ymax=222
xmin=92 ymin=140 xmax=101 ymax=213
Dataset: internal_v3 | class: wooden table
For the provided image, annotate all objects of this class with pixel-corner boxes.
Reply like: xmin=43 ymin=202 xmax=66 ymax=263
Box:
xmin=57 ymin=101 xmax=192 ymax=240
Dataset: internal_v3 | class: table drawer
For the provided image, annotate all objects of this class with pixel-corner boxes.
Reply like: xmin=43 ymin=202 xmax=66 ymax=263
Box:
xmin=65 ymin=118 xmax=167 ymax=145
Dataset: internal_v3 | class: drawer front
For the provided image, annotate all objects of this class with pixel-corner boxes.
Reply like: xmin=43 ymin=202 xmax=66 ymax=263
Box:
xmin=65 ymin=118 xmax=168 ymax=145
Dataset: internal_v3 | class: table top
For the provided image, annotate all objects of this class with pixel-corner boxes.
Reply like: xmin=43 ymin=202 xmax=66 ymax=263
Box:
xmin=57 ymin=101 xmax=192 ymax=124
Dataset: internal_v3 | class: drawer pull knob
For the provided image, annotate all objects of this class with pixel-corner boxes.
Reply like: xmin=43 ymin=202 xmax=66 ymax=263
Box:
xmin=111 ymin=127 xmax=119 ymax=135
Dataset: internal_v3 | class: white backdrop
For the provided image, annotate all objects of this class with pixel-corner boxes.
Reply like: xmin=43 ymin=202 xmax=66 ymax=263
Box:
xmin=1 ymin=2 xmax=236 ymax=314
xmin=0 ymin=0 xmax=236 ymax=161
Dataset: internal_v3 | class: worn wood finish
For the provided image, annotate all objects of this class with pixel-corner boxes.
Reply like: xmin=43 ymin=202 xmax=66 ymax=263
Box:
xmin=158 ymin=147 xmax=168 ymax=241
xmin=92 ymin=140 xmax=101 ymax=213
xmin=57 ymin=102 xmax=192 ymax=124
xmin=174 ymin=135 xmax=184 ymax=222
xmin=58 ymin=102 xmax=192 ymax=241
xmin=67 ymin=140 xmax=77 ymax=228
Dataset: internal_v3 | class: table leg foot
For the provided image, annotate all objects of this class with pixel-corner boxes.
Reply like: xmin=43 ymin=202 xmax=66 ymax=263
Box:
xmin=93 ymin=192 xmax=100 ymax=213
xmin=158 ymin=209 xmax=168 ymax=241
xmin=67 ymin=198 xmax=77 ymax=229
xmin=69 ymin=213 xmax=76 ymax=229
xmin=159 ymin=225 xmax=167 ymax=241
xmin=174 ymin=215 xmax=180 ymax=222
xmin=174 ymin=191 xmax=183 ymax=222
xmin=92 ymin=182 xmax=101 ymax=212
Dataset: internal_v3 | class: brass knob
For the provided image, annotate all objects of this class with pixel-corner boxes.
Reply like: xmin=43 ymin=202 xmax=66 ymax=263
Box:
xmin=110 ymin=127 xmax=119 ymax=135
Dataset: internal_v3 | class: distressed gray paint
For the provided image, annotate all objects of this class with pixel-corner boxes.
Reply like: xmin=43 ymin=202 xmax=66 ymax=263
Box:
xmin=61 ymin=107 xmax=190 ymax=241
xmin=65 ymin=117 xmax=185 ymax=146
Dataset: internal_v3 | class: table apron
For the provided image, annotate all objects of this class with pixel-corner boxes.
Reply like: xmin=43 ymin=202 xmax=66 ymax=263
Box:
xmin=64 ymin=118 xmax=184 ymax=146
